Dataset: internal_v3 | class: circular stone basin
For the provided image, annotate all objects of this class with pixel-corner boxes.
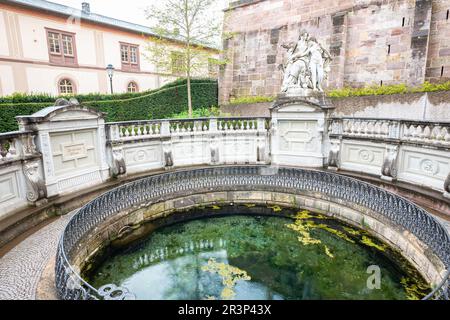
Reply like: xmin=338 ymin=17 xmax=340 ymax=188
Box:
xmin=84 ymin=205 xmax=430 ymax=300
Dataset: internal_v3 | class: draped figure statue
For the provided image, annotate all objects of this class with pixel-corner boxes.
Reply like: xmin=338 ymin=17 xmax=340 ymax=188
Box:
xmin=280 ymin=31 xmax=332 ymax=94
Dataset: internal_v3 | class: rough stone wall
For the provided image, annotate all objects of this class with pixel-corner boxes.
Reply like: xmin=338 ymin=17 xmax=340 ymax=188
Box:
xmin=220 ymin=0 xmax=448 ymax=104
xmin=426 ymin=0 xmax=450 ymax=82
xmin=219 ymin=90 xmax=450 ymax=120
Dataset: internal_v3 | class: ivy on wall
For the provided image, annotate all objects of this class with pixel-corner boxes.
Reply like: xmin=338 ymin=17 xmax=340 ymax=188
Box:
xmin=0 ymin=79 xmax=218 ymax=133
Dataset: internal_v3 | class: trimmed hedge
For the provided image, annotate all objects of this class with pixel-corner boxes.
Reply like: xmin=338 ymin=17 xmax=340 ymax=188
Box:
xmin=0 ymin=78 xmax=214 ymax=104
xmin=0 ymin=79 xmax=218 ymax=133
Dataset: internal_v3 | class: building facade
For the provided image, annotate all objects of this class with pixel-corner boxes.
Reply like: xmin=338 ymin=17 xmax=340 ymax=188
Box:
xmin=219 ymin=0 xmax=450 ymax=103
xmin=0 ymin=0 xmax=217 ymax=96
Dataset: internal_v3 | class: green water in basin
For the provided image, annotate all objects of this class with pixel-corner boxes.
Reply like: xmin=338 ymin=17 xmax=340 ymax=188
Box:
xmin=85 ymin=208 xmax=430 ymax=300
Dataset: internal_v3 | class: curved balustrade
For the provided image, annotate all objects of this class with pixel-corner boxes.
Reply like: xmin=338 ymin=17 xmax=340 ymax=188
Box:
xmin=401 ymin=121 xmax=450 ymax=146
xmin=55 ymin=166 xmax=450 ymax=300
xmin=329 ymin=117 xmax=450 ymax=147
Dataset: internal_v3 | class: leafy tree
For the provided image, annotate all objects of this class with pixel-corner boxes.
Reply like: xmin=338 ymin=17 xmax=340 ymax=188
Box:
xmin=145 ymin=0 xmax=223 ymax=117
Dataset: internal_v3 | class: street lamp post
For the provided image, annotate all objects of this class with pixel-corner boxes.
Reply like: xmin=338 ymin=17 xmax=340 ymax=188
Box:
xmin=106 ymin=64 xmax=115 ymax=94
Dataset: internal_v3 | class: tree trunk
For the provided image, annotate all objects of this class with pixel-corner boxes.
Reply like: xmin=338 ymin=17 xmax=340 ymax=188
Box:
xmin=184 ymin=0 xmax=193 ymax=118
xmin=187 ymin=72 xmax=193 ymax=118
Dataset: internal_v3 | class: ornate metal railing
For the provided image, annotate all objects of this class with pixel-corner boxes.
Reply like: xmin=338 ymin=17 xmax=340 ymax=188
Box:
xmin=55 ymin=166 xmax=450 ymax=300
xmin=423 ymin=269 xmax=450 ymax=300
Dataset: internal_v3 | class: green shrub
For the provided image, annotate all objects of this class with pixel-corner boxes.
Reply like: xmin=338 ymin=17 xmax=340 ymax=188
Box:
xmin=170 ymin=106 xmax=229 ymax=119
xmin=327 ymin=81 xmax=450 ymax=97
xmin=0 ymin=79 xmax=218 ymax=132
xmin=229 ymin=96 xmax=275 ymax=105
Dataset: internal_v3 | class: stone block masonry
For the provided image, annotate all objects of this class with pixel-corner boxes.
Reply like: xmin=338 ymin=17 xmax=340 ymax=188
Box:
xmin=219 ymin=0 xmax=450 ymax=104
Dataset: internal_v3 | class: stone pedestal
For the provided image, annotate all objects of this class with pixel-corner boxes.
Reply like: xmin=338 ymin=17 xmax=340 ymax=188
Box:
xmin=16 ymin=100 xmax=110 ymax=198
xmin=270 ymin=93 xmax=334 ymax=168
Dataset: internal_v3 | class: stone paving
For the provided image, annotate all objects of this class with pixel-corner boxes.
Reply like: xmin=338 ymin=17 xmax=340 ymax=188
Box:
xmin=0 ymin=209 xmax=448 ymax=300
xmin=0 ymin=213 xmax=73 ymax=300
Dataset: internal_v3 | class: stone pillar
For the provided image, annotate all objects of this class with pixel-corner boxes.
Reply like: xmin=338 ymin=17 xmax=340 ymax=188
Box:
xmin=270 ymin=94 xmax=334 ymax=168
xmin=209 ymin=119 xmax=220 ymax=164
xmin=409 ymin=0 xmax=432 ymax=86
xmin=328 ymin=12 xmax=348 ymax=89
xmin=218 ymin=36 xmax=235 ymax=105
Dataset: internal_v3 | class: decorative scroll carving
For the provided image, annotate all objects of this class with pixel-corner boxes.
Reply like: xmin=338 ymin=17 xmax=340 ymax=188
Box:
xmin=328 ymin=140 xmax=340 ymax=169
xmin=98 ymin=284 xmax=135 ymax=300
xmin=111 ymin=147 xmax=126 ymax=176
xmin=164 ymin=151 xmax=173 ymax=168
xmin=381 ymin=145 xmax=398 ymax=180
xmin=163 ymin=143 xmax=173 ymax=168
xmin=210 ymin=138 xmax=219 ymax=164
xmin=55 ymin=98 xmax=70 ymax=106
xmin=444 ymin=173 xmax=450 ymax=197
xmin=55 ymin=98 xmax=79 ymax=106
xmin=23 ymin=160 xmax=46 ymax=202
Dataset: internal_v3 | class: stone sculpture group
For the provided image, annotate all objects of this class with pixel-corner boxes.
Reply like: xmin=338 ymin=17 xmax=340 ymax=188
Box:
xmin=280 ymin=31 xmax=332 ymax=94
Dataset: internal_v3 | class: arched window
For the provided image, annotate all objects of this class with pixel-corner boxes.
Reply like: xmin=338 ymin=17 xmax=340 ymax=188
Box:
xmin=58 ymin=79 xmax=75 ymax=94
xmin=127 ymin=81 xmax=138 ymax=93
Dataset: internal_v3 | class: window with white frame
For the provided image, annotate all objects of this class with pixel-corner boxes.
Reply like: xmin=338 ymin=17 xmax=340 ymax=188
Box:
xmin=127 ymin=81 xmax=138 ymax=93
xmin=120 ymin=43 xmax=140 ymax=71
xmin=59 ymin=79 xmax=75 ymax=94
xmin=46 ymin=29 xmax=77 ymax=65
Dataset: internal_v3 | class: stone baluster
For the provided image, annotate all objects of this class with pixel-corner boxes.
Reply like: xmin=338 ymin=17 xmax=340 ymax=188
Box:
xmin=118 ymin=126 xmax=125 ymax=138
xmin=410 ymin=125 xmax=418 ymax=140
xmin=403 ymin=124 xmax=410 ymax=140
xmin=366 ymin=121 xmax=374 ymax=136
xmin=444 ymin=127 xmax=450 ymax=143
xmin=136 ymin=124 xmax=142 ymax=136
xmin=343 ymin=120 xmax=350 ymax=134
xmin=379 ymin=122 xmax=388 ymax=137
xmin=431 ymin=126 xmax=441 ymax=142
xmin=423 ymin=126 xmax=431 ymax=141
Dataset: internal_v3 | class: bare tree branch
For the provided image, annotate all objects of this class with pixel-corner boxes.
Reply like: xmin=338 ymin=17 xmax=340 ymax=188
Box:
xmin=144 ymin=0 xmax=225 ymax=118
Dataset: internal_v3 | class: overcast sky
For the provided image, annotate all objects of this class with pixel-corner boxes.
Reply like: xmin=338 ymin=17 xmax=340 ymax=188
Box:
xmin=50 ymin=0 xmax=229 ymax=27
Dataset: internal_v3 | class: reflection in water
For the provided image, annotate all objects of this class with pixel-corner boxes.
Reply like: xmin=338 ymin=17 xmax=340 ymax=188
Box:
xmin=86 ymin=213 xmax=430 ymax=300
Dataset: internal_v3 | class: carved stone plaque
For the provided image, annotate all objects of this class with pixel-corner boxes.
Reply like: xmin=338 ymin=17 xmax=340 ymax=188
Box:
xmin=62 ymin=142 xmax=87 ymax=162
xmin=279 ymin=120 xmax=318 ymax=153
